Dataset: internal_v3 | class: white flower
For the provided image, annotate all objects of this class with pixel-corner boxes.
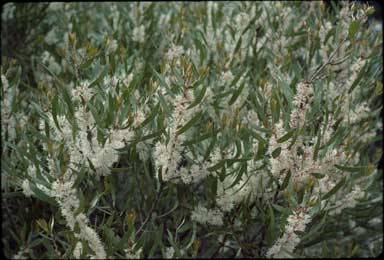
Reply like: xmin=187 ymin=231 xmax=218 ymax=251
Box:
xmin=107 ymin=39 xmax=118 ymax=53
xmin=73 ymin=242 xmax=83 ymax=259
xmin=13 ymin=247 xmax=28 ymax=260
xmin=21 ymin=179 xmax=34 ymax=197
xmin=123 ymin=73 xmax=133 ymax=87
xmin=191 ymin=204 xmax=224 ymax=226
xmin=125 ymin=245 xmax=142 ymax=259
xmin=220 ymin=70 xmax=234 ymax=85
xmin=45 ymin=29 xmax=57 ymax=45
xmin=164 ymin=247 xmax=175 ymax=259
xmin=165 ymin=44 xmax=184 ymax=60
xmin=290 ymin=82 xmax=313 ymax=128
xmin=235 ymin=12 xmax=250 ymax=29
xmin=132 ymin=25 xmax=145 ymax=43
xmin=133 ymin=110 xmax=146 ymax=128
xmin=71 ymin=81 xmax=94 ymax=103
xmin=329 ymin=185 xmax=365 ymax=215
xmin=267 ymin=207 xmax=311 ymax=258
xmin=349 ymin=101 xmax=370 ymax=124
xmin=1 ymin=74 xmax=9 ymax=91
xmin=52 ymin=169 xmax=107 ymax=259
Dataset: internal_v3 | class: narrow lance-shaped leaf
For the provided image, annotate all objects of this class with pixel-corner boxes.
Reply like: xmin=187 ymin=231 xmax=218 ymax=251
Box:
xmin=176 ymin=111 xmax=203 ymax=136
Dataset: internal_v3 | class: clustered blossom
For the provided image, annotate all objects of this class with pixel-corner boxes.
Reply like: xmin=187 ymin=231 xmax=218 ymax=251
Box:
xmin=329 ymin=185 xmax=365 ymax=215
xmin=191 ymin=204 xmax=224 ymax=226
xmin=1 ymin=74 xmax=19 ymax=145
xmin=154 ymin=90 xmax=199 ymax=182
xmin=165 ymin=44 xmax=184 ymax=61
xmin=132 ymin=25 xmax=145 ymax=43
xmin=51 ymin=169 xmax=106 ymax=259
xmin=12 ymin=247 xmax=28 ymax=260
xmin=124 ymin=243 xmax=143 ymax=259
xmin=219 ymin=70 xmax=234 ymax=86
xmin=21 ymin=179 xmax=33 ymax=197
xmin=216 ymin=173 xmax=259 ymax=212
xmin=266 ymin=207 xmax=311 ymax=258
xmin=164 ymin=247 xmax=175 ymax=259
xmin=73 ymin=242 xmax=83 ymax=259
xmin=4 ymin=2 xmax=380 ymax=259
xmin=44 ymin=82 xmax=140 ymax=177
xmin=269 ymin=120 xmax=293 ymax=182
xmin=319 ymin=21 xmax=333 ymax=62
xmin=290 ymin=82 xmax=314 ymax=129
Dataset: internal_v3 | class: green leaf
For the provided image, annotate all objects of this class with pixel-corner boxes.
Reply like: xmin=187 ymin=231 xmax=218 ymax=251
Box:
xmin=88 ymin=66 xmax=108 ymax=89
xmin=277 ymin=130 xmax=295 ymax=143
xmin=313 ymin=129 xmax=322 ymax=161
xmin=151 ymin=66 xmax=171 ymax=93
xmin=272 ymin=147 xmax=281 ymax=158
xmin=87 ymin=102 xmax=102 ymax=127
xmin=281 ymin=170 xmax=291 ymax=190
xmin=36 ymin=219 xmax=49 ymax=233
xmin=228 ymin=81 xmax=246 ymax=105
xmin=80 ymin=58 xmax=95 ymax=70
xmin=227 ymin=162 xmax=247 ymax=190
xmin=176 ymin=111 xmax=203 ymax=136
xmin=335 ymin=164 xmax=374 ymax=176
xmin=60 ymin=86 xmax=74 ymax=117
xmin=51 ymin=94 xmax=61 ymax=132
xmin=9 ymin=66 xmax=22 ymax=88
xmin=74 ymin=190 xmax=85 ymax=216
xmin=320 ymin=126 xmax=345 ymax=150
xmin=348 ymin=20 xmax=359 ymax=40
xmin=311 ymin=172 xmax=325 ymax=179
xmin=266 ymin=203 xmax=276 ymax=246
xmin=184 ymin=223 xmax=197 ymax=250
xmin=271 ymin=203 xmax=288 ymax=213
xmin=30 ymin=184 xmax=57 ymax=206
xmin=207 ymin=159 xmax=225 ymax=172
xmin=322 ymin=177 xmax=345 ymax=201
xmin=140 ymin=103 xmax=160 ymax=128
xmin=88 ymin=192 xmax=104 ymax=215
xmin=189 ymin=85 xmax=207 ymax=109
xmin=183 ymin=130 xmax=216 ymax=146
xmin=248 ymin=129 xmax=268 ymax=146
xmin=204 ymin=137 xmax=217 ymax=161
xmin=300 ymin=213 xmax=327 ymax=243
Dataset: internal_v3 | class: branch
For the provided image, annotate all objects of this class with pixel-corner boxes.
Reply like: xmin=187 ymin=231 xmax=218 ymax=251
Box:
xmin=135 ymin=183 xmax=164 ymax=238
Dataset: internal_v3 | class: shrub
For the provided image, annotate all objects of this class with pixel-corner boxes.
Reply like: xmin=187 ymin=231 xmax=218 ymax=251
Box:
xmin=1 ymin=2 xmax=383 ymax=259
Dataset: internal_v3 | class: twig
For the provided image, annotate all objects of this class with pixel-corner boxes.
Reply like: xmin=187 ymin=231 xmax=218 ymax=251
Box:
xmin=308 ymin=39 xmax=348 ymax=83
xmin=135 ymin=183 xmax=164 ymax=238
xmin=211 ymin=204 xmax=242 ymax=258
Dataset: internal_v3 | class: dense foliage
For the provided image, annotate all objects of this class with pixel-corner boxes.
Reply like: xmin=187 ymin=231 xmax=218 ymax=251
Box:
xmin=1 ymin=2 xmax=383 ymax=259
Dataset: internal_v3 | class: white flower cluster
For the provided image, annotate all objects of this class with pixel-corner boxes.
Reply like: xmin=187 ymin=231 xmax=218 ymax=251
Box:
xmin=290 ymin=82 xmax=314 ymax=129
xmin=154 ymin=91 xmax=199 ymax=182
xmin=1 ymin=74 xmax=17 ymax=144
xmin=124 ymin=243 xmax=143 ymax=259
xmin=132 ymin=25 xmax=145 ymax=43
xmin=191 ymin=204 xmax=224 ymax=226
xmin=266 ymin=207 xmax=311 ymax=258
xmin=348 ymin=101 xmax=370 ymax=124
xmin=52 ymin=169 xmax=106 ymax=259
xmin=329 ymin=185 xmax=365 ymax=215
xmin=319 ymin=21 xmax=333 ymax=62
xmin=216 ymin=173 xmax=258 ymax=212
xmin=219 ymin=70 xmax=234 ymax=86
xmin=44 ymin=82 xmax=140 ymax=177
xmin=164 ymin=246 xmax=175 ymax=259
xmin=73 ymin=241 xmax=83 ymax=259
xmin=165 ymin=44 xmax=184 ymax=61
xmin=269 ymin=120 xmax=291 ymax=182
xmin=12 ymin=246 xmax=28 ymax=260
